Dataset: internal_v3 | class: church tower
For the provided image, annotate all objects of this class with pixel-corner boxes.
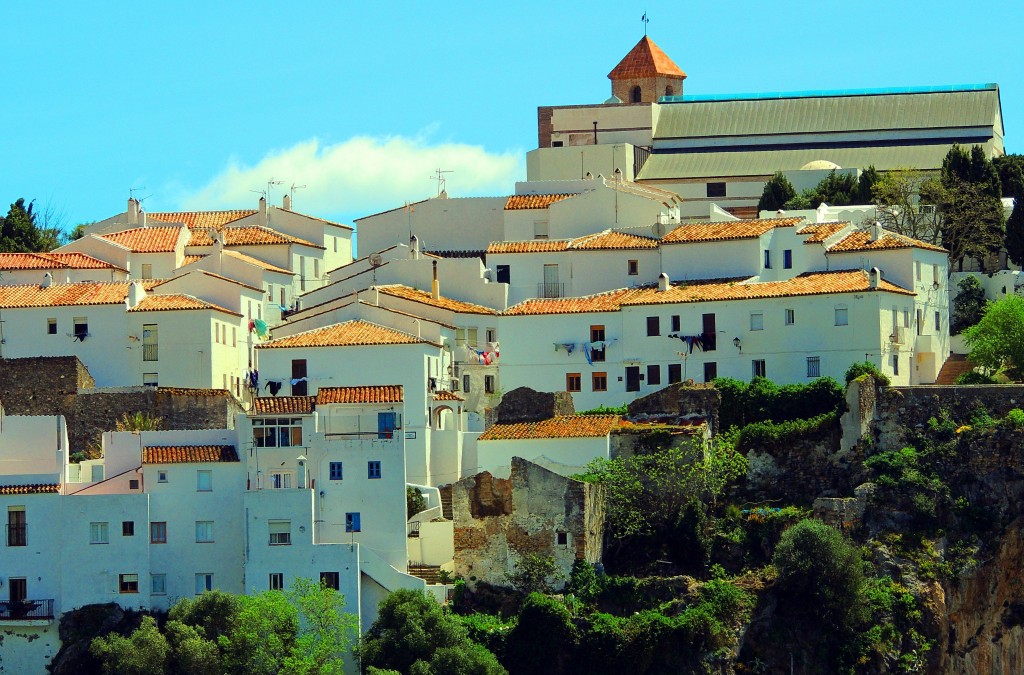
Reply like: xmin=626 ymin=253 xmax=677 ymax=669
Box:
xmin=608 ymin=36 xmax=686 ymax=103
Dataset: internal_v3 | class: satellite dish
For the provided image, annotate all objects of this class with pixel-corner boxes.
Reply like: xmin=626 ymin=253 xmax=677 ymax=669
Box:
xmin=651 ymin=222 xmax=667 ymax=237
xmin=368 ymin=253 xmax=383 ymax=267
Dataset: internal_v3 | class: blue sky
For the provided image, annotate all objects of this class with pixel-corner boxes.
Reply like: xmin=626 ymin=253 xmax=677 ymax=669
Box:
xmin=1 ymin=1 xmax=1020 ymax=232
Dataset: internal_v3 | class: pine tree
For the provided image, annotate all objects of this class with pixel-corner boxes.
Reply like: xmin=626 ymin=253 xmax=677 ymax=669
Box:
xmin=855 ymin=165 xmax=879 ymax=204
xmin=757 ymin=172 xmax=796 ymax=214
xmin=1006 ymin=188 xmax=1024 ymax=267
xmin=0 ymin=198 xmax=43 ymax=252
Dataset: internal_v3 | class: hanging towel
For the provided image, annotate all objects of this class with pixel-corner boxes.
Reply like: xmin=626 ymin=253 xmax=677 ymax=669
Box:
xmin=583 ymin=344 xmax=594 ymax=366
xmin=253 ymin=319 xmax=269 ymax=338
xmin=554 ymin=342 xmax=577 ymax=355
xmin=248 ymin=319 xmax=256 ymax=333
xmin=266 ymin=381 xmax=283 ymax=396
xmin=290 ymin=377 xmax=308 ymax=386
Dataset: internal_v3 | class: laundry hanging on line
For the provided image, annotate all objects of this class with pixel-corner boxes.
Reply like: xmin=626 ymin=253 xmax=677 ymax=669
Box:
xmin=265 ymin=381 xmax=283 ymax=396
xmin=554 ymin=342 xmax=577 ymax=354
xmin=668 ymin=333 xmax=704 ymax=354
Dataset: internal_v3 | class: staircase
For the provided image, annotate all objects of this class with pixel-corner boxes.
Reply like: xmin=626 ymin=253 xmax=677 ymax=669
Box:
xmin=439 ymin=485 xmax=454 ymax=520
xmin=407 ymin=564 xmax=443 ymax=584
xmin=935 ymin=354 xmax=973 ymax=385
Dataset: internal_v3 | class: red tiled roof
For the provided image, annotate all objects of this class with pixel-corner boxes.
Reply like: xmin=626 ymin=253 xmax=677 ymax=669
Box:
xmin=0 ymin=483 xmax=60 ymax=495
xmin=432 ymin=390 xmax=465 ymax=402
xmin=377 ymin=285 xmax=498 ymax=315
xmin=503 ymin=288 xmax=637 ymax=316
xmin=143 ymin=445 xmax=239 ymax=464
xmin=827 ymin=230 xmax=948 ymax=253
xmin=251 ymin=396 xmax=315 ymax=415
xmin=0 ymin=252 xmax=123 ymax=271
xmin=487 ymin=230 xmax=658 ymax=255
xmin=188 ymin=226 xmax=323 ymax=249
xmin=0 ymin=280 xmax=159 ymax=309
xmin=222 ymin=250 xmax=294 ymax=275
xmin=316 ymin=385 xmax=404 ymax=404
xmin=258 ymin=320 xmax=429 ymax=349
xmin=479 ymin=415 xmax=621 ymax=440
xmin=798 ymin=221 xmax=850 ymax=244
xmin=662 ymin=217 xmax=804 ymax=244
xmin=504 ymin=194 xmax=574 ymax=210
xmin=487 ymin=240 xmax=569 ymax=254
xmin=608 ymin=36 xmax=686 ymax=80
xmin=148 ymin=210 xmax=255 ymax=229
xmin=128 ymin=294 xmax=241 ymax=316
xmin=181 ymin=255 xmax=206 ymax=266
xmin=99 ymin=227 xmax=184 ymax=253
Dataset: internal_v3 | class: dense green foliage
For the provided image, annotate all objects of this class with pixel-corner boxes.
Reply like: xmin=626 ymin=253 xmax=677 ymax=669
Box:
xmin=0 ymin=198 xmax=65 ymax=252
xmin=731 ymin=411 xmax=839 ymax=452
xmin=505 ymin=553 xmax=563 ymax=593
xmin=844 ymin=360 xmax=891 ymax=386
xmin=956 ymin=370 xmax=998 ymax=384
xmin=963 ymin=294 xmax=1024 ymax=379
xmin=756 ymin=172 xmax=797 ymax=213
xmin=576 ymin=403 xmax=629 ymax=416
xmin=951 ymin=275 xmax=988 ymax=335
xmin=870 ymin=168 xmax=943 ymax=243
xmin=938 ymin=145 xmax=1006 ymax=270
xmin=713 ymin=376 xmax=845 ymax=430
xmin=407 ymin=487 xmax=427 ymax=518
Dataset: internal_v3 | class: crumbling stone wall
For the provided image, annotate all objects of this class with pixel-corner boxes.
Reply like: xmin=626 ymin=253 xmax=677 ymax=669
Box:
xmin=0 ymin=356 xmax=94 ymax=418
xmin=626 ymin=383 xmax=720 ymax=434
xmin=452 ymin=457 xmax=605 ymax=589
xmin=492 ymin=387 xmax=575 ymax=425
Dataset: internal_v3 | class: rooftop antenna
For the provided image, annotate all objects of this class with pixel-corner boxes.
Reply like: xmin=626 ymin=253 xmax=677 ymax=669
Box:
xmin=368 ymin=253 xmax=384 ymax=285
xmin=266 ymin=178 xmax=285 ymax=203
xmin=250 ymin=189 xmax=267 ymax=199
xmin=641 ymin=11 xmax=649 ymax=36
xmin=290 ymin=183 xmax=306 ymax=203
xmin=429 ymin=168 xmax=453 ymax=196
xmin=129 ymin=187 xmax=153 ymax=204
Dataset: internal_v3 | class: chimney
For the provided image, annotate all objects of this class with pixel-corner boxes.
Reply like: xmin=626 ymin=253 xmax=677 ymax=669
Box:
xmin=41 ymin=272 xmax=53 ymax=288
xmin=870 ymin=221 xmax=884 ymax=242
xmin=126 ymin=280 xmax=147 ymax=309
xmin=657 ymin=272 xmax=670 ymax=292
xmin=410 ymin=235 xmax=420 ymax=259
xmin=258 ymin=196 xmax=268 ymax=226
xmin=869 ymin=267 xmax=881 ymax=289
xmin=431 ymin=260 xmax=439 ymax=299
xmin=282 ymin=193 xmax=291 ymax=211
xmin=296 ymin=456 xmax=307 ymax=489
xmin=128 ymin=198 xmax=139 ymax=225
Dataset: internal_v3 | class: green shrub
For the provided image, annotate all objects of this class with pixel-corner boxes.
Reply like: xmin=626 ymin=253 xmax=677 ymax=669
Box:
xmin=566 ymin=560 xmax=600 ymax=603
xmin=577 ymin=403 xmax=629 ymax=416
xmin=956 ymin=370 xmax=998 ymax=384
xmin=714 ymin=376 xmax=845 ymax=430
xmin=733 ymin=411 xmax=839 ymax=452
xmin=844 ymin=360 xmax=891 ymax=386
xmin=1005 ymin=408 xmax=1024 ymax=429
xmin=407 ymin=487 xmax=427 ymax=518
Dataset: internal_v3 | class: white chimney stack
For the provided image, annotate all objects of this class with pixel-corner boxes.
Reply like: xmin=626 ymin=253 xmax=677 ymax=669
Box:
xmin=282 ymin=194 xmax=291 ymax=211
xmin=410 ymin=235 xmax=420 ymax=259
xmin=41 ymin=272 xmax=53 ymax=288
xmin=657 ymin=272 xmax=670 ymax=292
xmin=870 ymin=221 xmax=884 ymax=242
xmin=128 ymin=198 xmax=140 ymax=225
xmin=258 ymin=196 xmax=268 ymax=226
xmin=126 ymin=281 xmax=146 ymax=309
xmin=431 ymin=260 xmax=440 ymax=299
xmin=869 ymin=267 xmax=881 ymax=289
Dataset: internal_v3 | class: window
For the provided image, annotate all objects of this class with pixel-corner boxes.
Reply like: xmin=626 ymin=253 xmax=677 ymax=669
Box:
xmin=157 ymin=471 xmax=168 ymax=483
xmin=935 ymin=311 xmax=941 ymax=332
xmin=590 ymin=325 xmax=606 ymax=362
xmin=496 ymin=265 xmax=510 ymax=284
xmin=269 ymin=520 xmax=291 ymax=545
xmin=195 ymin=521 xmax=214 ymax=543
xmin=533 ymin=220 xmax=549 ymax=239
xmin=345 ymin=513 xmax=361 ymax=533
xmin=367 ymin=461 xmax=382 ymax=479
xmin=122 ymin=521 xmax=135 ymax=537
xmin=915 ymin=261 xmax=922 ymax=281
xmin=704 ymin=362 xmax=718 ymax=382
xmin=763 ymin=250 xmax=771 ymax=269
xmin=195 ymin=573 xmax=214 ymax=594
xmin=784 ymin=309 xmax=795 ymax=326
xmin=566 ymin=373 xmax=581 ymax=392
xmin=486 ymin=328 xmax=497 ymax=343
xmin=542 ymin=264 xmax=560 ymax=297
xmin=892 ymin=354 xmax=900 ymax=376
xmin=706 ymin=182 xmax=727 ymax=198
xmin=456 ymin=328 xmax=479 ymax=347
xmin=627 ymin=259 xmax=639 ymax=276
xmin=752 ymin=360 xmax=767 ymax=379
xmin=671 ymin=315 xmax=680 ymax=332
xmin=7 ymin=506 xmax=26 ymax=547
xmin=291 ymin=359 xmax=307 ymax=396
xmin=462 ymin=374 xmax=471 ymax=392
xmin=783 ymin=249 xmax=793 ymax=269
xmin=73 ymin=317 xmax=89 ymax=341
xmin=904 ymin=309 xmax=911 ymax=328
xmin=329 ymin=462 xmax=343 ymax=481
xmin=143 ymin=373 xmax=158 ymax=387
xmin=807 ymin=356 xmax=821 ymax=378
xmin=119 ymin=574 xmax=139 ymax=593
xmin=834 ymin=307 xmax=849 ymax=326
xmin=196 ymin=470 xmax=212 ymax=492
xmin=750 ymin=312 xmax=764 ymax=331
xmin=556 ymin=531 xmax=569 ymax=546
xmin=702 ymin=313 xmax=717 ymax=351
xmin=551 ymin=140 xmax=563 ymax=148
xmin=630 ymin=85 xmax=642 ymax=103
xmin=377 ymin=412 xmax=397 ymax=439
xmin=646 ymin=316 xmax=660 ymax=336
xmin=253 ymin=418 xmax=303 ymax=447
xmin=320 ymin=572 xmax=340 ymax=590
xmin=47 ymin=318 xmax=56 ymax=335
xmin=151 ymin=574 xmax=166 ymax=595
xmin=232 ymin=326 xmax=237 ymax=347
xmin=9 ymin=578 xmax=27 ymax=604
xmin=269 ymin=573 xmax=284 ymax=590
xmin=592 ymin=372 xmax=608 ymax=392
xmin=140 ymin=263 xmax=153 ymax=279
xmin=269 ymin=472 xmax=293 ymax=489
xmin=916 ymin=308 xmax=923 ymax=336
xmin=668 ymin=363 xmax=682 ymax=384
xmin=485 ymin=375 xmax=495 ymax=394
xmin=90 ymin=521 xmax=109 ymax=544
xmin=129 ymin=479 xmax=139 ymax=490
xmin=151 ymin=522 xmax=167 ymax=544
xmin=647 ymin=364 xmax=661 ymax=386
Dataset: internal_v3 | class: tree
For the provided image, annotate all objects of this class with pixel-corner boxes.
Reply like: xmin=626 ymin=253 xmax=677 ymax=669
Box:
xmin=505 ymin=553 xmax=564 ymax=594
xmin=116 ymin=411 xmax=165 ymax=431
xmin=937 ymin=145 xmax=1005 ymax=270
xmin=283 ymin=577 xmax=358 ymax=675
xmin=783 ymin=189 xmax=815 ymax=210
xmin=91 ymin=616 xmax=170 ymax=675
xmin=0 ymin=198 xmax=43 ymax=252
xmin=855 ymin=165 xmax=880 ymax=204
xmin=407 ymin=486 xmax=427 ymax=518
xmin=963 ymin=295 xmax=1024 ymax=379
xmin=757 ymin=172 xmax=796 ymax=213
xmin=220 ymin=590 xmax=299 ymax=675
xmin=1006 ymin=193 xmax=1024 ymax=267
xmin=951 ymin=275 xmax=987 ymax=335
xmin=810 ymin=169 xmax=858 ymax=207
xmin=870 ymin=168 xmax=943 ymax=243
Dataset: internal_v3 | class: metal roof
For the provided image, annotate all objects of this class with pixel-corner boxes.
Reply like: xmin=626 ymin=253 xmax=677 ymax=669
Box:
xmin=661 ymin=83 xmax=997 ymax=103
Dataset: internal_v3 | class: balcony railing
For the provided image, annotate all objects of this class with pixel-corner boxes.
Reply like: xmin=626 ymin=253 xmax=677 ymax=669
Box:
xmin=6 ymin=524 xmax=26 ymax=547
xmin=142 ymin=344 xmax=159 ymax=361
xmin=0 ymin=599 xmax=53 ymax=621
xmin=538 ymin=282 xmax=565 ymax=298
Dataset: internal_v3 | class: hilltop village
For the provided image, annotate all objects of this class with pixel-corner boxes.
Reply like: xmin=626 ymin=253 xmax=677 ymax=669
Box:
xmin=2 ymin=37 xmax=1023 ymax=674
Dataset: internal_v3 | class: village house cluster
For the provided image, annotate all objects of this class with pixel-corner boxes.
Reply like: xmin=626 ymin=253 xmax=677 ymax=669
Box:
xmin=0 ymin=36 xmax=1009 ymax=672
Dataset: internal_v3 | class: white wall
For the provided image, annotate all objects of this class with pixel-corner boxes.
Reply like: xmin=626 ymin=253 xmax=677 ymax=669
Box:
xmin=355 ymin=196 xmax=507 ymax=256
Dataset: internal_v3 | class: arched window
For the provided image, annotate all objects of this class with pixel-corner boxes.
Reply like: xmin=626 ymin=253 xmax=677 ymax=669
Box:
xmin=630 ymin=86 xmax=642 ymax=103
xmin=665 ymin=85 xmax=674 ymax=96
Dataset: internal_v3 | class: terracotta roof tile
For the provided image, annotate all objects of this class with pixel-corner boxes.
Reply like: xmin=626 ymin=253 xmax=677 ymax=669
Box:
xmin=99 ymin=227 xmax=184 ymax=253
xmin=0 ymin=252 xmax=123 ymax=271
xmin=798 ymin=221 xmax=850 ymax=244
xmin=662 ymin=217 xmax=804 ymax=244
xmin=432 ymin=390 xmax=465 ymax=401
xmin=487 ymin=240 xmax=569 ymax=254
xmin=504 ymin=194 xmax=574 ymax=210
xmin=148 ymin=210 xmax=255 ymax=229
xmin=316 ymin=385 xmax=404 ymax=404
xmin=187 ymin=229 xmax=215 ymax=246
xmin=504 ymin=288 xmax=638 ymax=316
xmin=128 ymin=294 xmax=241 ymax=316
xmin=479 ymin=415 xmax=621 ymax=441
xmin=181 ymin=255 xmax=206 ymax=266
xmin=0 ymin=280 xmax=160 ymax=309
xmin=0 ymin=483 xmax=59 ymax=495
xmin=154 ymin=269 xmax=263 ymax=293
xmin=608 ymin=36 xmax=686 ymax=80
xmin=188 ymin=226 xmax=322 ymax=249
xmin=487 ymin=230 xmax=659 ymax=255
xmin=827 ymin=230 xmax=948 ymax=253
xmin=258 ymin=320 xmax=429 ymax=349
xmin=221 ymin=250 xmax=294 ymax=275
xmin=142 ymin=445 xmax=239 ymax=464
xmin=251 ymin=396 xmax=315 ymax=415
xmin=377 ymin=285 xmax=498 ymax=315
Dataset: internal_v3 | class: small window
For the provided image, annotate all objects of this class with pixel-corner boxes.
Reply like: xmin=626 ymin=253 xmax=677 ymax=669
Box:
xmin=750 ymin=312 xmax=764 ymax=331
xmin=151 ymin=522 xmax=167 ymax=544
xmin=933 ymin=265 xmax=940 ymax=286
xmin=462 ymin=374 xmax=471 ymax=392
xmin=345 ymin=513 xmax=361 ymax=533
xmin=141 ymin=263 xmax=153 ymax=279
xmin=90 ymin=522 xmax=109 ymax=544
xmin=783 ymin=250 xmax=793 ymax=269
xmin=631 ymin=85 xmax=642 ymax=103
xmin=329 ymin=462 xmax=343 ymax=481
xmin=647 ymin=364 xmax=661 ymax=386
xmin=195 ymin=521 xmax=214 ymax=543
xmin=119 ymin=574 xmax=139 ymax=594
xmin=646 ymin=316 xmax=660 ymax=336
xmin=496 ymin=265 xmax=510 ymax=284
xmin=835 ymin=307 xmax=849 ymax=326
xmin=129 ymin=479 xmax=139 ymax=490
xmin=151 ymin=574 xmax=167 ymax=595
xmin=807 ymin=356 xmax=821 ymax=378
xmin=269 ymin=573 xmax=284 ymax=591
xmin=668 ymin=363 xmax=682 ymax=384
xmin=122 ymin=521 xmax=135 ymax=537
xmin=157 ymin=471 xmax=168 ymax=483
xmin=197 ymin=470 xmax=212 ymax=492
xmin=752 ymin=360 xmax=767 ymax=379
xmin=73 ymin=317 xmax=89 ymax=340
xmin=367 ymin=461 xmax=382 ymax=480
xmin=903 ymin=309 xmax=911 ymax=328
xmin=915 ymin=261 xmax=922 ymax=281
xmin=706 ymin=182 xmax=727 ymax=198
xmin=627 ymin=260 xmax=639 ymax=276
xmin=320 ymin=571 xmax=340 ymax=590
xmin=269 ymin=520 xmax=291 ymax=545
xmin=784 ymin=309 xmax=795 ymax=326
xmin=47 ymin=318 xmax=57 ymax=335
xmin=484 ymin=375 xmax=495 ymax=394
xmin=566 ymin=373 xmax=582 ymax=392
xmin=590 ymin=325 xmax=606 ymax=362
xmin=143 ymin=373 xmax=158 ymax=387
xmin=704 ymin=362 xmax=718 ymax=382
xmin=551 ymin=140 xmax=564 ymax=148
xmin=592 ymin=372 xmax=608 ymax=392
xmin=671 ymin=315 xmax=680 ymax=332
xmin=486 ymin=328 xmax=497 ymax=343
xmin=892 ymin=354 xmax=900 ymax=376
xmin=556 ymin=531 xmax=569 ymax=547
xmin=195 ymin=573 xmax=214 ymax=594
xmin=763 ymin=250 xmax=771 ymax=269
xmin=934 ymin=311 xmax=941 ymax=332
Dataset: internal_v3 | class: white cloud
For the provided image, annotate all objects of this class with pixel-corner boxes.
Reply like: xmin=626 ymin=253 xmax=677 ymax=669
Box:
xmin=178 ymin=135 xmax=523 ymax=220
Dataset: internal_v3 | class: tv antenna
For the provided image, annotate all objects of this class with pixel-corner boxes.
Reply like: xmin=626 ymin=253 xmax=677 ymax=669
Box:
xmin=129 ymin=187 xmax=153 ymax=203
xmin=266 ymin=178 xmax=285 ymax=203
xmin=368 ymin=253 xmax=384 ymax=285
xmin=429 ymin=168 xmax=453 ymax=196
xmin=290 ymin=183 xmax=306 ymax=203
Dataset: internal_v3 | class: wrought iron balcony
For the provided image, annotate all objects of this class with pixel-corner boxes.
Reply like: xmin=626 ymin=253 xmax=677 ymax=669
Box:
xmin=0 ymin=599 xmax=53 ymax=621
xmin=538 ymin=282 xmax=565 ymax=298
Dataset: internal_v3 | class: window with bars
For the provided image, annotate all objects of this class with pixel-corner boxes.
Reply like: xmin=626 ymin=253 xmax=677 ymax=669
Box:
xmin=806 ymin=356 xmax=821 ymax=378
